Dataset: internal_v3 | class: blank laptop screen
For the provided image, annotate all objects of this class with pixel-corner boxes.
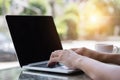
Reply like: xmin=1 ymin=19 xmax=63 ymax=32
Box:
xmin=6 ymin=15 xmax=63 ymax=67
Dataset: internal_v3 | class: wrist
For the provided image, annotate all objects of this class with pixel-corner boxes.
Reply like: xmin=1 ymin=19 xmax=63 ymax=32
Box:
xmin=73 ymin=55 xmax=84 ymax=69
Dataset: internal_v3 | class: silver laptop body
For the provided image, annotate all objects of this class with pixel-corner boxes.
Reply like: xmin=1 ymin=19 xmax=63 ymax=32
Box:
xmin=6 ymin=15 xmax=79 ymax=74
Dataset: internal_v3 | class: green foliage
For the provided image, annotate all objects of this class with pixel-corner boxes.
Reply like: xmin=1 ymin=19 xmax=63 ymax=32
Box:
xmin=0 ymin=0 xmax=10 ymax=15
xmin=64 ymin=3 xmax=80 ymax=17
xmin=0 ymin=7 xmax=2 ymax=15
xmin=21 ymin=0 xmax=48 ymax=15
xmin=55 ymin=17 xmax=67 ymax=40
xmin=0 ymin=0 xmax=2 ymax=15
xmin=30 ymin=2 xmax=46 ymax=14
xmin=55 ymin=0 xmax=64 ymax=6
xmin=0 ymin=0 xmax=3 ymax=15
xmin=55 ymin=3 xmax=80 ymax=40
xmin=63 ymin=3 xmax=80 ymax=39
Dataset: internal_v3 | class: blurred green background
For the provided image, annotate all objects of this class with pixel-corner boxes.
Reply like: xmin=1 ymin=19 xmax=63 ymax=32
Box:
xmin=1 ymin=0 xmax=120 ymax=41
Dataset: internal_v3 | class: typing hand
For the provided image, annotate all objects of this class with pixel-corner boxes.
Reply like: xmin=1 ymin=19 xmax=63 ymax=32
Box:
xmin=47 ymin=50 xmax=80 ymax=69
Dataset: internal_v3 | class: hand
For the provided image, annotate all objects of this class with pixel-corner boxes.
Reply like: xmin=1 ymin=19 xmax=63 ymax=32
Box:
xmin=48 ymin=49 xmax=81 ymax=69
xmin=71 ymin=47 xmax=112 ymax=63
xmin=71 ymin=47 xmax=87 ymax=55
xmin=71 ymin=47 xmax=99 ymax=59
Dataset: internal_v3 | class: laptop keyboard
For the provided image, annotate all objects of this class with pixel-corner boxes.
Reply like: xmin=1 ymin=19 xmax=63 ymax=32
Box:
xmin=30 ymin=63 xmax=61 ymax=68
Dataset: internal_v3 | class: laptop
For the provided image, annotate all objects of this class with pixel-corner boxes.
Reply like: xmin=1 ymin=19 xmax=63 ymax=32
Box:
xmin=6 ymin=15 xmax=79 ymax=74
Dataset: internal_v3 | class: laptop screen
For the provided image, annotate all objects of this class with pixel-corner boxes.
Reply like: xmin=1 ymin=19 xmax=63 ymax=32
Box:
xmin=6 ymin=15 xmax=63 ymax=67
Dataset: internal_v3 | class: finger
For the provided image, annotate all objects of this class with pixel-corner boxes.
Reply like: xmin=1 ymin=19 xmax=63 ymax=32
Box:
xmin=70 ymin=49 xmax=83 ymax=55
xmin=47 ymin=62 xmax=57 ymax=68
xmin=48 ymin=50 xmax=64 ymax=67
xmin=50 ymin=51 xmax=60 ymax=59
xmin=69 ymin=49 xmax=83 ymax=56
xmin=70 ymin=48 xmax=79 ymax=51
xmin=47 ymin=57 xmax=59 ymax=67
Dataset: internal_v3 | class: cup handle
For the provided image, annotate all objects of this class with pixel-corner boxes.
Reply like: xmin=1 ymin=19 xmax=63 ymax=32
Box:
xmin=113 ymin=46 xmax=119 ymax=53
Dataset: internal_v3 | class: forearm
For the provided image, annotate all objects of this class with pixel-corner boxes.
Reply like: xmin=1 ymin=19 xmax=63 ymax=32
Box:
xmin=99 ymin=53 xmax=120 ymax=65
xmin=74 ymin=56 xmax=120 ymax=80
xmin=81 ymin=48 xmax=120 ymax=65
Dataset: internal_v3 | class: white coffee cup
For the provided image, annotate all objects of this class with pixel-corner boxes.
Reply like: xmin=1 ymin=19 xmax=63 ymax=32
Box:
xmin=95 ymin=44 xmax=119 ymax=53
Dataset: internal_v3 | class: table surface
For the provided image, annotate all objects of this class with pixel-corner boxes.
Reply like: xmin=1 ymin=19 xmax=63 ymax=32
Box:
xmin=0 ymin=67 xmax=92 ymax=80
xmin=1 ymin=41 xmax=120 ymax=80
